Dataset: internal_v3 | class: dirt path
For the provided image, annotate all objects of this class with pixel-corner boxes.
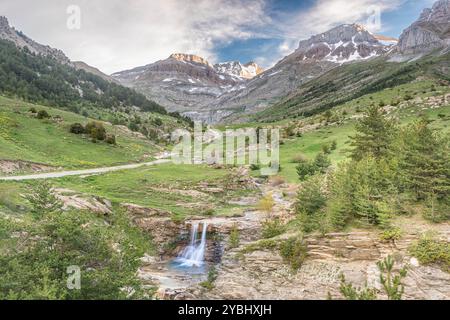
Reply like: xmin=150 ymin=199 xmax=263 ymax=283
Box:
xmin=0 ymin=159 xmax=171 ymax=181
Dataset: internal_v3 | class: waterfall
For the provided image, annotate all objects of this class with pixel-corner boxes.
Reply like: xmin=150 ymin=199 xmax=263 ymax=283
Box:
xmin=175 ymin=222 xmax=208 ymax=268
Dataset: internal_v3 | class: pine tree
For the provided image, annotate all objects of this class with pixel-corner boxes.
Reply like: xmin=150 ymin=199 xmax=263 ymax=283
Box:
xmin=25 ymin=181 xmax=63 ymax=220
xmin=400 ymin=118 xmax=450 ymax=201
xmin=350 ymin=106 xmax=397 ymax=161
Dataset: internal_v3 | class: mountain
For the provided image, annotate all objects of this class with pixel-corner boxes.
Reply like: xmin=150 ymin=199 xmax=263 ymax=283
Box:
xmin=252 ymin=51 xmax=450 ymax=122
xmin=398 ymin=0 xmax=450 ymax=55
xmin=286 ymin=24 xmax=389 ymax=64
xmin=0 ymin=16 xmax=69 ymax=64
xmin=112 ymin=53 xmax=263 ymax=117
xmin=200 ymin=24 xmax=390 ymax=123
xmin=214 ymin=61 xmax=264 ymax=80
xmin=113 ymin=24 xmax=389 ymax=123
xmin=73 ymin=61 xmax=118 ymax=84
xmin=0 ymin=16 xmax=168 ymax=116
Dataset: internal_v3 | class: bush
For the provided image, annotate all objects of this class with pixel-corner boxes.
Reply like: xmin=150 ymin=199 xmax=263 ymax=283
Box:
xmin=229 ymin=224 xmax=240 ymax=249
xmin=105 ymin=134 xmax=116 ymax=145
xmin=258 ymin=193 xmax=275 ymax=216
xmin=296 ymin=160 xmax=316 ymax=181
xmin=409 ymin=236 xmax=450 ymax=272
xmin=69 ymin=123 xmax=85 ymax=134
xmin=322 ymin=144 xmax=331 ymax=155
xmin=339 ymin=274 xmax=378 ymax=300
xmin=28 ymin=107 xmax=37 ymax=113
xmin=279 ymin=236 xmax=308 ymax=271
xmin=85 ymin=121 xmax=106 ymax=141
xmin=153 ymin=118 xmax=163 ymax=127
xmin=36 ymin=110 xmax=50 ymax=119
xmin=1 ymin=181 xmax=153 ymax=299
xmin=292 ymin=153 xmax=308 ymax=163
xmin=261 ymin=218 xmax=285 ymax=239
xmin=331 ymin=140 xmax=337 ymax=151
xmin=380 ymin=227 xmax=402 ymax=242
xmin=199 ymin=267 xmax=218 ymax=290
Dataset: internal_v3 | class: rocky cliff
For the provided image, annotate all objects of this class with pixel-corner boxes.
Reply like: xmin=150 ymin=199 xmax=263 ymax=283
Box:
xmin=288 ymin=24 xmax=389 ymax=63
xmin=398 ymin=0 xmax=450 ymax=54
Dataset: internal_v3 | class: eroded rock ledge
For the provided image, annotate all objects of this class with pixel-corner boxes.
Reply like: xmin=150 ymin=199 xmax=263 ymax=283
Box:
xmin=195 ymin=230 xmax=450 ymax=300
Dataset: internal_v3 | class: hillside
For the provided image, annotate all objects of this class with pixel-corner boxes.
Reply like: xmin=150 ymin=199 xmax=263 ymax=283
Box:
xmin=250 ymin=51 xmax=450 ymax=122
xmin=0 ymin=39 xmax=168 ymax=117
xmin=0 ymin=95 xmax=185 ymax=173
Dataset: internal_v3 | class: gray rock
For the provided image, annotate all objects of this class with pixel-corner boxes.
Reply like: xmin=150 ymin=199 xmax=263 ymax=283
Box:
xmin=398 ymin=0 xmax=450 ymax=54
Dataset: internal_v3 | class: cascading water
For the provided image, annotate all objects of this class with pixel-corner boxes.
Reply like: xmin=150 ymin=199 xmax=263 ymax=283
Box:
xmin=175 ymin=223 xmax=208 ymax=268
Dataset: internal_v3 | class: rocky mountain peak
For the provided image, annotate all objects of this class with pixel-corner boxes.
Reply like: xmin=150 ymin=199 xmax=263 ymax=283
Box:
xmin=213 ymin=60 xmax=264 ymax=80
xmin=398 ymin=0 xmax=450 ymax=54
xmin=419 ymin=0 xmax=449 ymax=22
xmin=169 ymin=53 xmax=212 ymax=67
xmin=290 ymin=23 xmax=387 ymax=64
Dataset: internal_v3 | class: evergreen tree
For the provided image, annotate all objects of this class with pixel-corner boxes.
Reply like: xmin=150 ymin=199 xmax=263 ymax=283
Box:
xmin=400 ymin=118 xmax=450 ymax=201
xmin=350 ymin=106 xmax=397 ymax=161
xmin=25 ymin=181 xmax=63 ymax=220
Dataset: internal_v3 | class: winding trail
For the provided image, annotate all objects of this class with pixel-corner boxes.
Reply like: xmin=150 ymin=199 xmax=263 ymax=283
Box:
xmin=0 ymin=159 xmax=171 ymax=181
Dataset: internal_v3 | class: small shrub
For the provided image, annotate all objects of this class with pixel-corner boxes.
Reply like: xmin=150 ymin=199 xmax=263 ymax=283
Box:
xmin=321 ymin=144 xmax=331 ymax=154
xmin=105 ymin=134 xmax=116 ymax=145
xmin=330 ymin=140 xmax=337 ymax=151
xmin=279 ymin=236 xmax=308 ymax=271
xmin=380 ymin=227 xmax=402 ymax=242
xmin=199 ymin=267 xmax=218 ymax=290
xmin=258 ymin=193 xmax=274 ymax=216
xmin=85 ymin=121 xmax=106 ymax=141
xmin=409 ymin=236 xmax=450 ymax=272
xmin=36 ymin=110 xmax=50 ymax=119
xmin=69 ymin=123 xmax=85 ymax=135
xmin=404 ymin=94 xmax=413 ymax=101
xmin=296 ymin=159 xmax=316 ymax=181
xmin=377 ymin=255 xmax=407 ymax=300
xmin=339 ymin=274 xmax=378 ymax=300
xmin=228 ymin=224 xmax=240 ymax=249
xmin=250 ymin=164 xmax=260 ymax=171
xmin=28 ymin=107 xmax=37 ymax=113
xmin=153 ymin=118 xmax=163 ymax=127
xmin=261 ymin=218 xmax=285 ymax=239
xmin=338 ymin=255 xmax=407 ymax=300
xmin=292 ymin=153 xmax=308 ymax=163
xmin=202 ymin=208 xmax=215 ymax=217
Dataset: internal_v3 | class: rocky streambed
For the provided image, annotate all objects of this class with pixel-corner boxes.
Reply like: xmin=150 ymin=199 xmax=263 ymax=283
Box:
xmin=134 ymin=178 xmax=450 ymax=300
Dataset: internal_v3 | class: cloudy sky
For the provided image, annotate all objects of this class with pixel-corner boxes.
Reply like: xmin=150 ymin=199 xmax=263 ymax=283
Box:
xmin=0 ymin=0 xmax=435 ymax=74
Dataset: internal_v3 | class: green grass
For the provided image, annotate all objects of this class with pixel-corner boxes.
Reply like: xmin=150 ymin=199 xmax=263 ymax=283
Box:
xmin=278 ymin=122 xmax=353 ymax=182
xmin=0 ymin=96 xmax=161 ymax=170
xmin=0 ymin=163 xmax=257 ymax=221
xmin=276 ymin=85 xmax=450 ymax=183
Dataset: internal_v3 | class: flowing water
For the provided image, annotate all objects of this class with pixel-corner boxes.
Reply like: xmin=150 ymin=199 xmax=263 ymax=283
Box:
xmin=174 ymin=222 xmax=208 ymax=268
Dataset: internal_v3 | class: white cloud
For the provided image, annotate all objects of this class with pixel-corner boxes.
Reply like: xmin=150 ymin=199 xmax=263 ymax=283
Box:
xmin=0 ymin=0 xmax=409 ymax=73
xmin=256 ymin=0 xmax=403 ymax=68
xmin=0 ymin=0 xmax=268 ymax=74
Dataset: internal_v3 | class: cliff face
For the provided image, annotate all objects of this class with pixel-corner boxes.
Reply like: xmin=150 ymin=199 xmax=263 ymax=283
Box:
xmin=398 ymin=0 xmax=450 ymax=54
xmin=290 ymin=24 xmax=388 ymax=63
